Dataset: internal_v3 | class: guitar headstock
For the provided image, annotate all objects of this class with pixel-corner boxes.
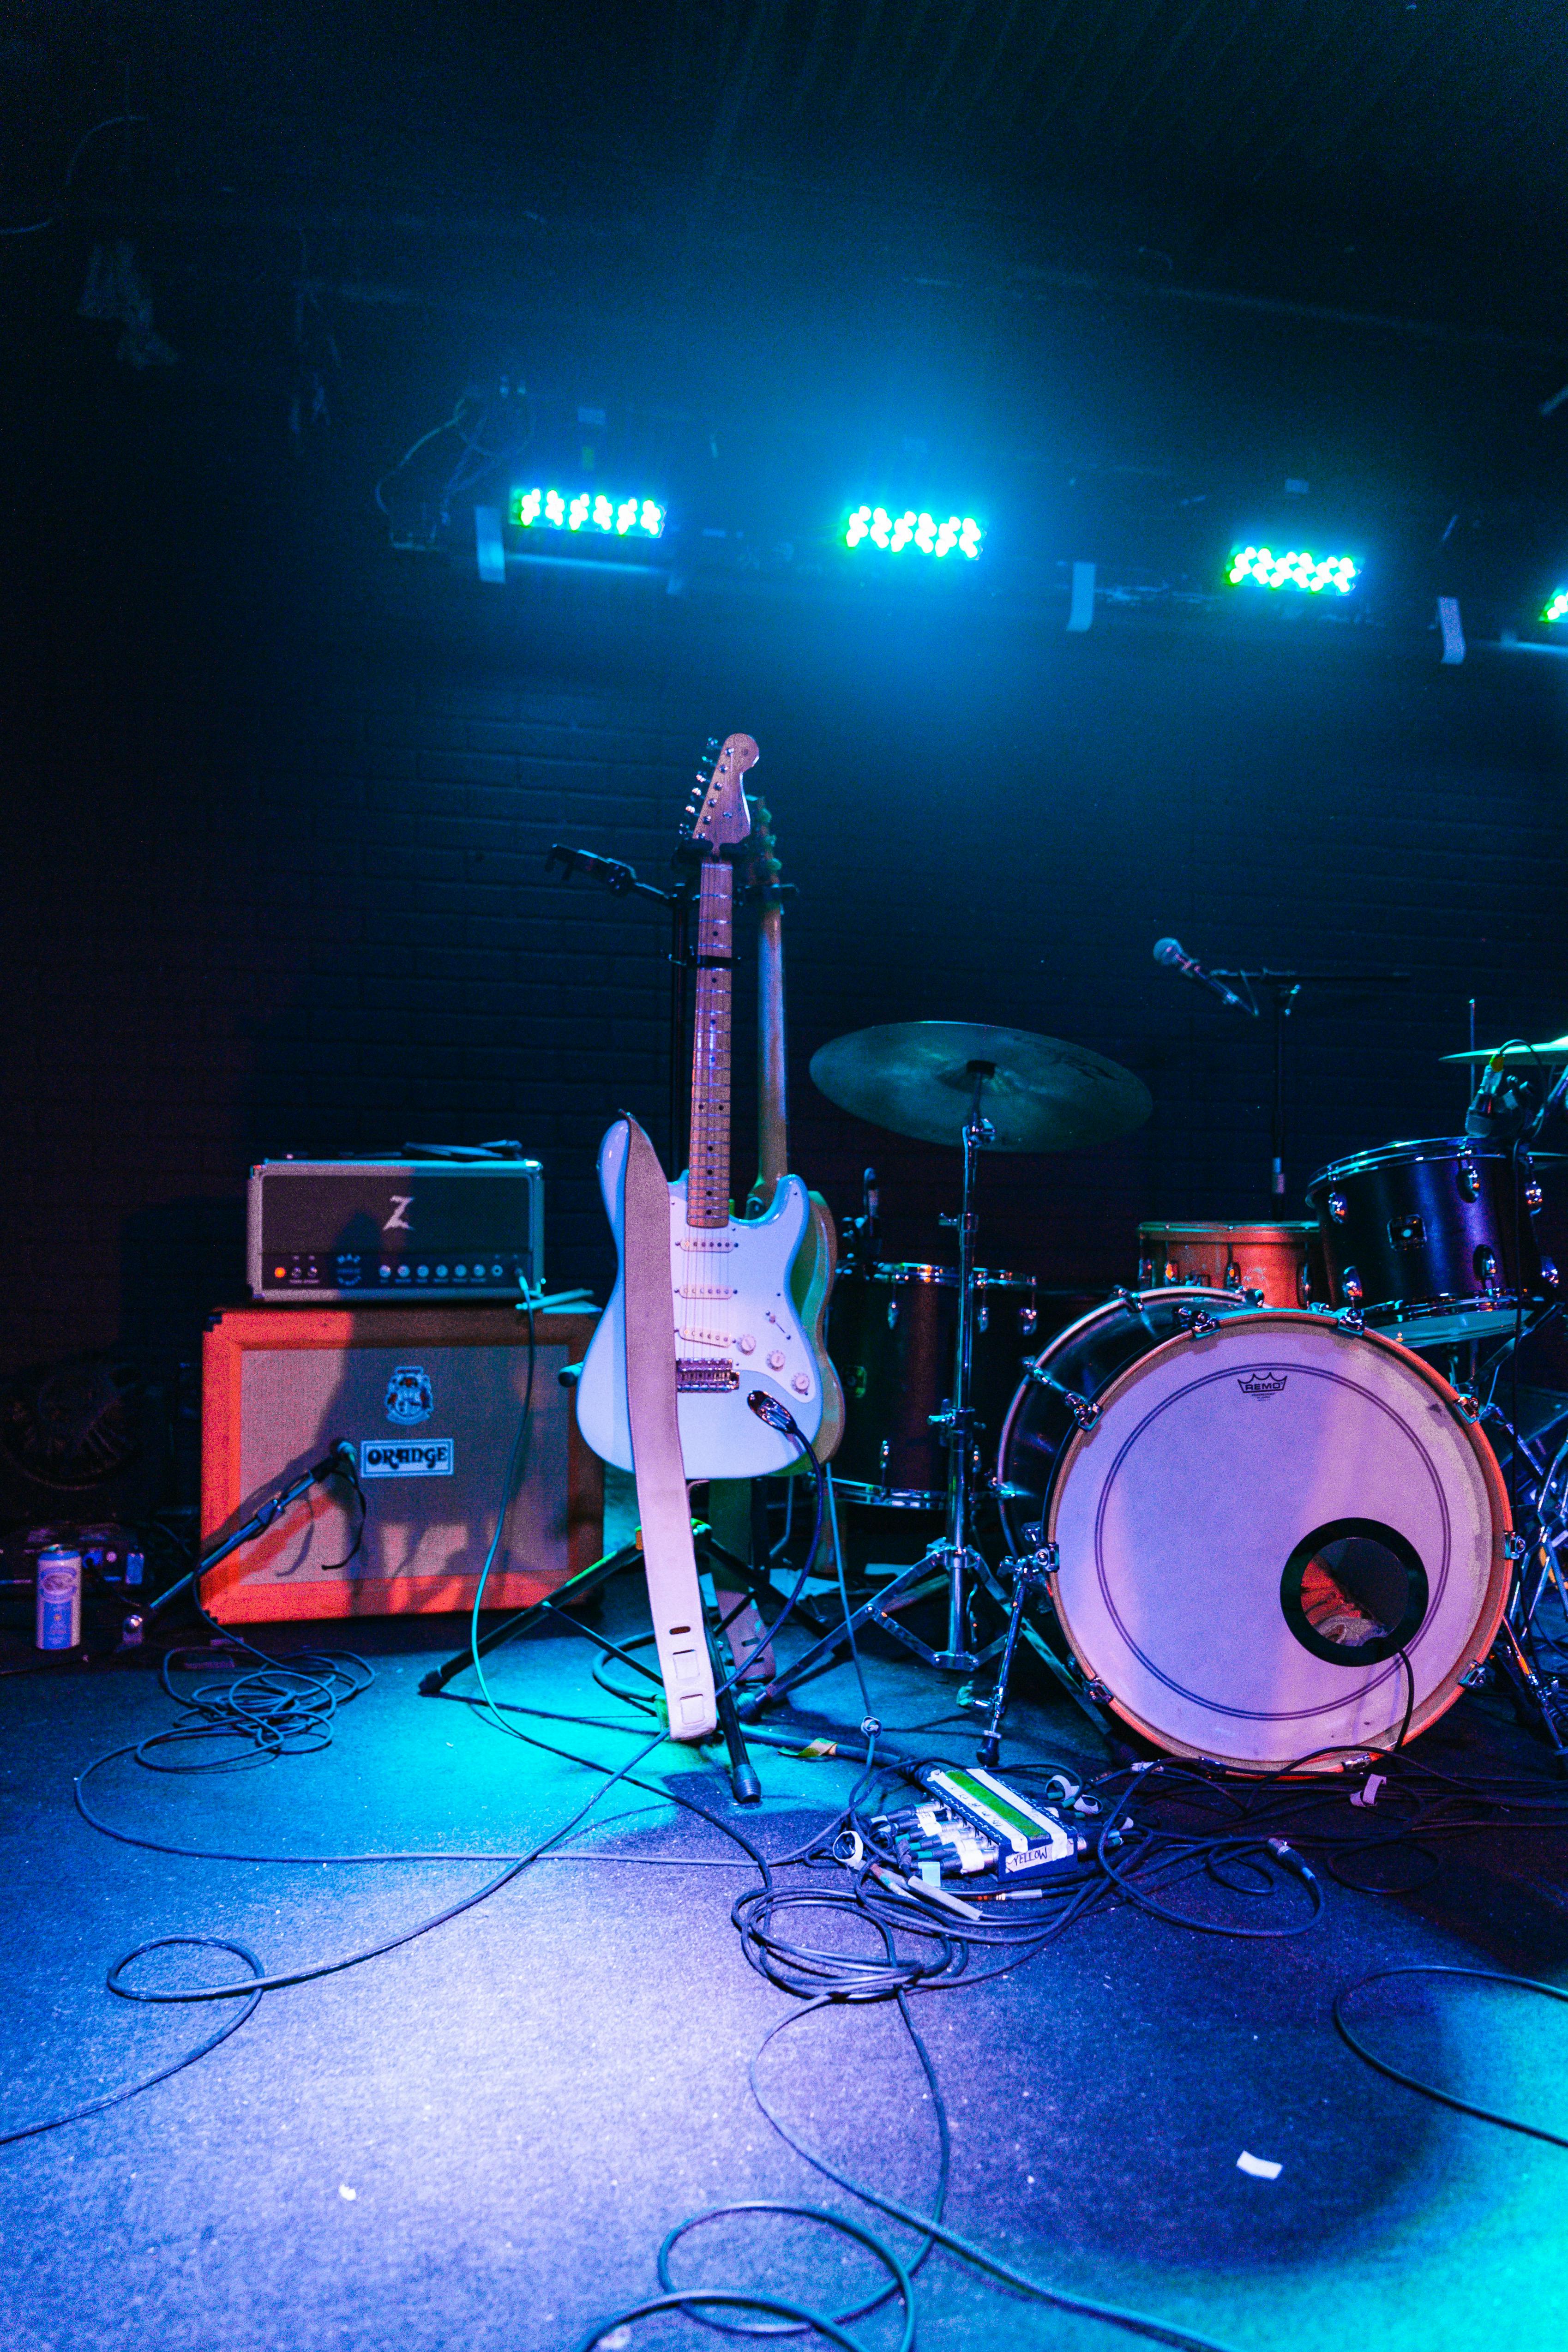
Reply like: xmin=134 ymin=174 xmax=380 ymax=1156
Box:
xmin=750 ymin=792 xmax=786 ymax=907
xmin=682 ymin=733 xmax=758 ymax=854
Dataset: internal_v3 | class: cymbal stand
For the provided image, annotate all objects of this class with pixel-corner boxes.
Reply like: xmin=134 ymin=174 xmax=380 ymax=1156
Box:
xmin=742 ymin=1063 xmax=1004 ymax=1713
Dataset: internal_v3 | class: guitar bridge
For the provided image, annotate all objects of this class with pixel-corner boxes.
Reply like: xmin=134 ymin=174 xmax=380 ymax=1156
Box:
xmin=677 ymin=1359 xmax=740 ymax=1392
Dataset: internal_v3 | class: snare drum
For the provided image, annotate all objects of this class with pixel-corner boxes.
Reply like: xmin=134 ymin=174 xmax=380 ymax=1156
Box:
xmin=1306 ymin=1138 xmax=1562 ymax=1349
xmin=829 ymin=1263 xmax=1044 ymax=1506
xmin=997 ymin=1304 xmax=1510 ymax=1772
xmin=1137 ymin=1221 xmax=1317 ymax=1309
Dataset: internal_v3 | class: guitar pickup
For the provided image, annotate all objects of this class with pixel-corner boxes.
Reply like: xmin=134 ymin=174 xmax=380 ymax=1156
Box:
xmin=676 ymin=1359 xmax=740 ymax=1392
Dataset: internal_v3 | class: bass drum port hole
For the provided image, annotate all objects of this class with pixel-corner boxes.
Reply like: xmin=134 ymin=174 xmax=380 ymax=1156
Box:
xmin=1279 ymin=1517 xmax=1429 ymax=1668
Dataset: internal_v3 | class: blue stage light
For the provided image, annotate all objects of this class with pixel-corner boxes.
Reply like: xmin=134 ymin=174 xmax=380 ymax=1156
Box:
xmin=1227 ymin=544 xmax=1358 ymax=594
xmin=1544 ymin=589 xmax=1568 ymax=622
xmin=510 ymin=487 xmax=665 ymax=539
xmin=845 ymin=506 xmax=983 ymax=559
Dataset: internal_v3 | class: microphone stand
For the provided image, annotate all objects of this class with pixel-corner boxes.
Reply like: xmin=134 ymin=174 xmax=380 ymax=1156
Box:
xmin=1209 ymin=966 xmax=1412 ymax=1205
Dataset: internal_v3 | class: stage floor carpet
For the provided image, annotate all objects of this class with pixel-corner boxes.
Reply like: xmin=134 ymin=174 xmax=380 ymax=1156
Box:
xmin=3 ymin=1540 xmax=1568 ymax=2352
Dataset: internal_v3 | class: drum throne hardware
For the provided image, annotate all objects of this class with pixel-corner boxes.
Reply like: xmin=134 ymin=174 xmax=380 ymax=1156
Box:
xmin=744 ymin=1022 xmax=1152 ymax=1709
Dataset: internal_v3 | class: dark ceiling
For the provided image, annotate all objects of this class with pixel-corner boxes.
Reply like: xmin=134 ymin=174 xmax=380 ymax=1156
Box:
xmin=10 ymin=1 xmax=1568 ymax=331
xmin=7 ymin=2 xmax=1568 ymax=622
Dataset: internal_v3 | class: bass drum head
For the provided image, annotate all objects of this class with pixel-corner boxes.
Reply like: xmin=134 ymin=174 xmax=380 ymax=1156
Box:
xmin=1044 ymin=1310 xmax=1510 ymax=1773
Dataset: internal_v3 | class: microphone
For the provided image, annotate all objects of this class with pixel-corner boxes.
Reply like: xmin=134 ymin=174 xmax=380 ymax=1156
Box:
xmin=1153 ymin=937 xmax=1250 ymax=1014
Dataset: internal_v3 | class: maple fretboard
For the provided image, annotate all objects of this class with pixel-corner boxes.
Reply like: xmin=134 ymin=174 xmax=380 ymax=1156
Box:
xmin=686 ymin=857 xmax=734 ymax=1228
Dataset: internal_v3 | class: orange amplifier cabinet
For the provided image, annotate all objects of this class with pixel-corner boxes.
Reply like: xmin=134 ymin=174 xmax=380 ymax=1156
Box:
xmin=201 ymin=1306 xmax=601 ymax=1624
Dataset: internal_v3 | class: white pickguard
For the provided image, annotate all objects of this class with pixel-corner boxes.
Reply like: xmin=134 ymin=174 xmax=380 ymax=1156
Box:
xmin=575 ymin=1119 xmax=823 ymax=1480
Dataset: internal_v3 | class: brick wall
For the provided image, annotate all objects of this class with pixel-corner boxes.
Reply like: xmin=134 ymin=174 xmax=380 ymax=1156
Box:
xmin=5 ymin=559 xmax=1568 ymax=1388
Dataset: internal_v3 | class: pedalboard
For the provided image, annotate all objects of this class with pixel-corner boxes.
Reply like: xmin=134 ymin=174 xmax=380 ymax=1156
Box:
xmin=873 ymin=1763 xmax=1094 ymax=1891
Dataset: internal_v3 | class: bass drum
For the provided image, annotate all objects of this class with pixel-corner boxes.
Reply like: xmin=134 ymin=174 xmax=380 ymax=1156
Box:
xmin=997 ymin=1304 xmax=1510 ymax=1773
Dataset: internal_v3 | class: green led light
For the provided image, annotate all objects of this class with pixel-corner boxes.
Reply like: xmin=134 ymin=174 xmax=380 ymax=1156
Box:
xmin=509 ymin=487 xmax=665 ymax=540
xmin=1544 ymin=589 xmax=1568 ymax=623
xmin=1228 ymin=544 xmax=1358 ymax=595
xmin=845 ymin=505 xmax=983 ymax=559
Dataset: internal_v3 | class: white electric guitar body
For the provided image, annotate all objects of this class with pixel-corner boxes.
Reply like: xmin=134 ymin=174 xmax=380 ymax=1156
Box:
xmin=575 ymin=732 xmax=826 ymax=1482
xmin=575 ymin=1129 xmax=823 ymax=1479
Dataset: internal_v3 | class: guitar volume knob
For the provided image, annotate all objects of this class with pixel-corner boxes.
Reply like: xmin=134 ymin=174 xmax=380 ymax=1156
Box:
xmin=767 ymin=1349 xmax=785 ymax=1371
xmin=738 ymin=1334 xmax=756 ymax=1353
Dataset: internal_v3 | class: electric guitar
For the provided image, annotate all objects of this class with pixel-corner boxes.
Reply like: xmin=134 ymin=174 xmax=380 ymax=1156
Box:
xmin=748 ymin=796 xmax=845 ymax=1461
xmin=575 ymin=735 xmax=825 ymax=1480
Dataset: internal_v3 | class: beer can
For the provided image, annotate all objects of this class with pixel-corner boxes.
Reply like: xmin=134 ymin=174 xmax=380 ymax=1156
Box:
xmin=36 ymin=1547 xmax=82 ymax=1650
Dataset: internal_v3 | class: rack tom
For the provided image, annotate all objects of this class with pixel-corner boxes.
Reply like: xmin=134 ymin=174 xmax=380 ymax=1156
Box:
xmin=829 ymin=1263 xmax=1045 ymax=1506
xmin=1137 ymin=1221 xmax=1318 ymax=1309
xmin=1306 ymin=1138 xmax=1562 ymax=1349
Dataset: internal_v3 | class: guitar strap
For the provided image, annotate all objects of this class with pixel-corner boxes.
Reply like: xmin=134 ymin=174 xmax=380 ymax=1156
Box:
xmin=619 ymin=1114 xmax=718 ymax=1742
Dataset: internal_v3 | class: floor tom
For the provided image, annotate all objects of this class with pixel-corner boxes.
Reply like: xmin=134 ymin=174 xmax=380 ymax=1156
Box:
xmin=829 ymin=1263 xmax=1045 ymax=1506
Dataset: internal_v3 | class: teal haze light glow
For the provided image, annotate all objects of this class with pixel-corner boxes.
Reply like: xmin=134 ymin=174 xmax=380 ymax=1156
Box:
xmin=1544 ymin=589 xmax=1568 ymax=622
xmin=509 ymin=487 xmax=665 ymax=539
xmin=1228 ymin=545 xmax=1358 ymax=593
xmin=845 ymin=506 xmax=982 ymax=558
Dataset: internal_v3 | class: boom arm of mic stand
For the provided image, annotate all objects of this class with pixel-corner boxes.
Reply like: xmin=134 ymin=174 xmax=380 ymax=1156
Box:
xmin=145 ymin=1456 xmax=347 ymax=1620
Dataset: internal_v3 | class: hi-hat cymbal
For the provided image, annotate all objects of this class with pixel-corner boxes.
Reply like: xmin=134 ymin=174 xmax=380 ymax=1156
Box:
xmin=809 ymin=1021 xmax=1152 ymax=1153
xmin=1442 ymin=1035 xmax=1568 ymax=1064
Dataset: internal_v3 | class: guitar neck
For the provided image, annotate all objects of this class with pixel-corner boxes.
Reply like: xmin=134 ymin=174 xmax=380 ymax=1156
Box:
xmin=754 ymin=899 xmax=787 ymax=1213
xmin=686 ymin=858 xmax=734 ymax=1228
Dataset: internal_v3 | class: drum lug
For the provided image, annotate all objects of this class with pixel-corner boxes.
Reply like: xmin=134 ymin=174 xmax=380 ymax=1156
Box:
xmin=1063 ymin=1390 xmax=1100 ymax=1432
xmin=1336 ymin=1305 xmax=1365 ymax=1335
xmin=1244 ymin=1287 xmax=1265 ymax=1307
xmin=1174 ymin=1304 xmax=1221 ymax=1339
xmin=1453 ymin=1390 xmax=1481 ymax=1423
xmin=1504 ymin=1531 xmax=1528 ymax=1562
xmin=1113 ymin=1287 xmax=1145 ymax=1318
xmin=1460 ymin=1657 xmax=1492 ymax=1689
xmin=1084 ymin=1678 xmax=1112 ymax=1705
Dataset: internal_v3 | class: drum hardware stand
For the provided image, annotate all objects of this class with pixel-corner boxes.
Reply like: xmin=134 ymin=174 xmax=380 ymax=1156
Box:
xmin=743 ymin=1069 xmax=1010 ymax=1711
xmin=974 ymin=1546 xmax=1056 ymax=1764
xmin=418 ymin=1519 xmax=775 ymax=1803
xmin=1208 ymin=965 xmax=1412 ymax=1203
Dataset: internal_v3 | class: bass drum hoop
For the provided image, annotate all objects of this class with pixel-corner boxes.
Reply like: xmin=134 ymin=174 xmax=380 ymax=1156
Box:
xmin=1041 ymin=1309 xmax=1512 ymax=1773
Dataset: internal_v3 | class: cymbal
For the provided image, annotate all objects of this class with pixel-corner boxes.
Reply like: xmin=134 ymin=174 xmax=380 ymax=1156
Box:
xmin=809 ymin=1021 xmax=1152 ymax=1153
xmin=1442 ymin=1036 xmax=1568 ymax=1064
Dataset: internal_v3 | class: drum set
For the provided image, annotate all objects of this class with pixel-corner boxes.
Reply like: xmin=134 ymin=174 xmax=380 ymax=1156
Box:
xmin=775 ymin=1020 xmax=1568 ymax=1776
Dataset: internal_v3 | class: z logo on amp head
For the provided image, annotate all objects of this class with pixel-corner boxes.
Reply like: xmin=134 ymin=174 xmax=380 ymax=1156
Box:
xmin=383 ymin=1195 xmax=414 ymax=1232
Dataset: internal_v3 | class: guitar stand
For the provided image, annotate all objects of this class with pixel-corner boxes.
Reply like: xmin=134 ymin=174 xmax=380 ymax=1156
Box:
xmin=419 ymin=1526 xmax=772 ymax=1803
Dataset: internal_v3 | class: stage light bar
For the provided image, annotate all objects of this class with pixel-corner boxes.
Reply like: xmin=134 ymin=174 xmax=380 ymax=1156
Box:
xmin=845 ymin=506 xmax=983 ymax=559
xmin=1544 ymin=589 xmax=1568 ymax=622
xmin=509 ymin=487 xmax=665 ymax=539
xmin=1228 ymin=545 xmax=1358 ymax=594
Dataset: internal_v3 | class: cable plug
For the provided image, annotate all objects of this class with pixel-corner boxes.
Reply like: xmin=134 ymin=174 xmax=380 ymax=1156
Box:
xmin=1268 ymin=1835 xmax=1318 ymax=1884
